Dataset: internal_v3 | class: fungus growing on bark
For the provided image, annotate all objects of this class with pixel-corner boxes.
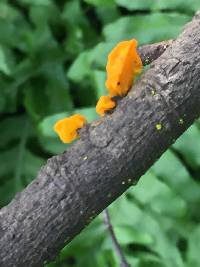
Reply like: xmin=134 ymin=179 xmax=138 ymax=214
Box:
xmin=55 ymin=39 xmax=143 ymax=143
xmin=105 ymin=39 xmax=143 ymax=97
xmin=54 ymin=114 xmax=87 ymax=143
xmin=96 ymin=95 xmax=116 ymax=116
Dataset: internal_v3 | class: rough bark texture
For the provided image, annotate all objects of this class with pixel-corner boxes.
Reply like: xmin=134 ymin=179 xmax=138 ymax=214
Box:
xmin=1 ymin=13 xmax=200 ymax=267
xmin=137 ymin=39 xmax=173 ymax=65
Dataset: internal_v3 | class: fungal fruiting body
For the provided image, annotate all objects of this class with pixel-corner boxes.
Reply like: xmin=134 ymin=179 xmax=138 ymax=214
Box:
xmin=96 ymin=95 xmax=116 ymax=116
xmin=54 ymin=114 xmax=87 ymax=143
xmin=96 ymin=39 xmax=143 ymax=116
xmin=54 ymin=39 xmax=142 ymax=143
xmin=105 ymin=39 xmax=143 ymax=97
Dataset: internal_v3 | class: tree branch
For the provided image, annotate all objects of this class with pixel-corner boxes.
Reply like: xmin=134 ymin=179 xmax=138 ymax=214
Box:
xmin=103 ymin=209 xmax=131 ymax=267
xmin=1 ymin=12 xmax=200 ymax=267
xmin=138 ymin=39 xmax=173 ymax=65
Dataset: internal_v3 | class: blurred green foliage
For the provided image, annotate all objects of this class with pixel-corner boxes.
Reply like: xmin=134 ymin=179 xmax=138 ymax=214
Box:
xmin=1 ymin=0 xmax=200 ymax=266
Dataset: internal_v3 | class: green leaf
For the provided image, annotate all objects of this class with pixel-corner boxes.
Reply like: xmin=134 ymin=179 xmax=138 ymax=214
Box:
xmin=0 ymin=145 xmax=44 ymax=199
xmin=24 ymin=83 xmax=49 ymax=121
xmin=52 ymin=219 xmax=106 ymax=267
xmin=131 ymin=172 xmax=186 ymax=218
xmin=18 ymin=0 xmax=51 ymax=6
xmin=43 ymin=65 xmax=73 ymax=113
xmin=0 ymin=179 xmax=16 ymax=207
xmin=187 ymin=226 xmax=200 ymax=266
xmin=23 ymin=150 xmax=45 ymax=183
xmin=0 ymin=3 xmax=30 ymax=49
xmin=137 ymin=256 xmax=166 ymax=267
xmin=67 ymin=51 xmax=92 ymax=82
xmin=93 ymin=70 xmax=107 ymax=98
xmin=0 ymin=115 xmax=33 ymax=149
xmin=151 ymin=150 xmax=200 ymax=204
xmin=153 ymin=0 xmax=200 ymax=12
xmin=115 ymin=0 xmax=153 ymax=10
xmin=0 ymin=45 xmax=14 ymax=75
xmin=103 ymin=13 xmax=190 ymax=44
xmin=29 ymin=3 xmax=59 ymax=27
xmin=109 ymin=193 xmax=184 ymax=267
xmin=95 ymin=5 xmax=120 ymax=25
xmin=38 ymin=136 xmax=67 ymax=155
xmin=0 ymin=85 xmax=6 ymax=112
xmin=84 ymin=0 xmax=115 ymax=7
xmin=68 ymin=42 xmax=114 ymax=82
xmin=0 ymin=147 xmax=19 ymax=179
xmin=115 ymin=0 xmax=200 ymax=12
xmin=173 ymin=124 xmax=200 ymax=169
xmin=24 ymin=64 xmax=72 ymax=121
xmin=75 ymin=107 xmax=98 ymax=122
xmin=91 ymin=42 xmax=115 ymax=69
xmin=62 ymin=0 xmax=98 ymax=57
xmin=67 ymin=50 xmax=99 ymax=106
xmin=114 ymin=225 xmax=153 ymax=245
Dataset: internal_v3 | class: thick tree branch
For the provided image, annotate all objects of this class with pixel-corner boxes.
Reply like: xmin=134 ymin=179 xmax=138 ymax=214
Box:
xmin=1 ymin=12 xmax=200 ymax=267
xmin=137 ymin=39 xmax=173 ymax=65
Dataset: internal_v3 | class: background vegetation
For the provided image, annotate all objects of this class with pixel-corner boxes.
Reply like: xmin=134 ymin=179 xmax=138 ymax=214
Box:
xmin=1 ymin=0 xmax=200 ymax=266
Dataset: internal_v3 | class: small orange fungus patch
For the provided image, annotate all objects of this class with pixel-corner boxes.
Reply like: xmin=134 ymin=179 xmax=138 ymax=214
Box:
xmin=54 ymin=114 xmax=87 ymax=143
xmin=105 ymin=39 xmax=143 ymax=97
xmin=96 ymin=95 xmax=116 ymax=116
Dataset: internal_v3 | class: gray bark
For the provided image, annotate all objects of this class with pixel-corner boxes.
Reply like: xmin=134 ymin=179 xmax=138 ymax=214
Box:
xmin=1 ymin=13 xmax=200 ymax=267
xmin=138 ymin=39 xmax=173 ymax=65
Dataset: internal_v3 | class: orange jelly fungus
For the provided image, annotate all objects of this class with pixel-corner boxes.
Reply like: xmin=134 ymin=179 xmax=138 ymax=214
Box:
xmin=54 ymin=114 xmax=87 ymax=143
xmin=105 ymin=39 xmax=143 ymax=97
xmin=96 ymin=95 xmax=116 ymax=116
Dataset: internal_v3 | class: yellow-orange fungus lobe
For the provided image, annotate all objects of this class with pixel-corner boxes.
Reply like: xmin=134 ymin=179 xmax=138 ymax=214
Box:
xmin=96 ymin=95 xmax=116 ymax=116
xmin=54 ymin=114 xmax=87 ymax=143
xmin=105 ymin=39 xmax=143 ymax=97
